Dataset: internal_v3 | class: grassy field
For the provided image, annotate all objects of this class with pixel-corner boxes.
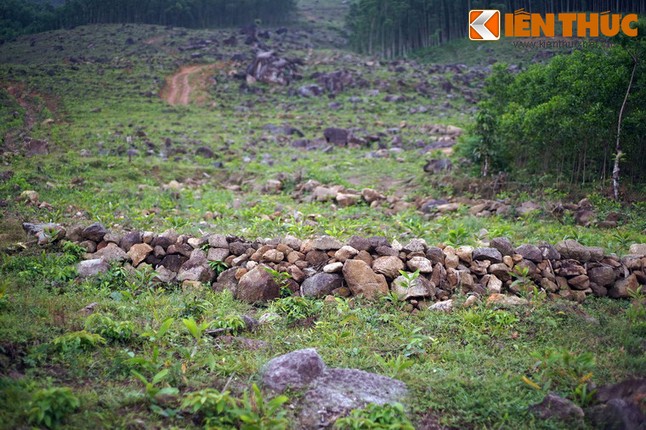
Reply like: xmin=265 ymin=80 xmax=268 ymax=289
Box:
xmin=0 ymin=9 xmax=645 ymax=430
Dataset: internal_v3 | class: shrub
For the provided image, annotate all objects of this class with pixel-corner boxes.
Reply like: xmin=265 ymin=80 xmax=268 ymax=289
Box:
xmin=28 ymin=387 xmax=80 ymax=429
xmin=334 ymin=403 xmax=414 ymax=430
xmin=84 ymin=314 xmax=135 ymax=343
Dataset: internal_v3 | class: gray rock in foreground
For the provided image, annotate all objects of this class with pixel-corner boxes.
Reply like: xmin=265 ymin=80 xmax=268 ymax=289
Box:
xmin=262 ymin=348 xmax=327 ymax=392
xmin=261 ymin=348 xmax=407 ymax=429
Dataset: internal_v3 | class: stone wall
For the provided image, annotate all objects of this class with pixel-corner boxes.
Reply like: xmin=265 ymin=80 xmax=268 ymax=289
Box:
xmin=24 ymin=222 xmax=646 ymax=306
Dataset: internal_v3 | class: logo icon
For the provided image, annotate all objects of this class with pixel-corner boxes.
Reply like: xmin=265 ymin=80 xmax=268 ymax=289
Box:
xmin=469 ymin=10 xmax=501 ymax=41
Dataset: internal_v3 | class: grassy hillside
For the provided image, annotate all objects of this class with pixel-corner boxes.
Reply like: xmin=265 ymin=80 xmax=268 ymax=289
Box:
xmin=0 ymin=15 xmax=644 ymax=430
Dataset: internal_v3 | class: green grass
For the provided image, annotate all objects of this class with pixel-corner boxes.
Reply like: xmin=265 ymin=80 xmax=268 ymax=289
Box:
xmin=0 ymin=248 xmax=644 ymax=428
xmin=0 ymin=18 xmax=645 ymax=430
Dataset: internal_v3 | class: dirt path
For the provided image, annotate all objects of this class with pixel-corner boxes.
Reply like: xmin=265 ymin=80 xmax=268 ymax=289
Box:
xmin=161 ymin=63 xmax=235 ymax=106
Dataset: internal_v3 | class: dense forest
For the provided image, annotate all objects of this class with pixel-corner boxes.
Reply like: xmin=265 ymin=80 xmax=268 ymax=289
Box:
xmin=347 ymin=0 xmax=646 ymax=57
xmin=463 ymin=21 xmax=646 ymax=192
xmin=0 ymin=0 xmax=296 ymax=41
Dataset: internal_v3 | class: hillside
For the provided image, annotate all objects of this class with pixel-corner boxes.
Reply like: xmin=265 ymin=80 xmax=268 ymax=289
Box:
xmin=0 ymin=4 xmax=645 ymax=430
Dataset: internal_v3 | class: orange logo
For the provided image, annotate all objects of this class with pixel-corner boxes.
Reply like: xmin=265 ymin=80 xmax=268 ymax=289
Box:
xmin=469 ymin=9 xmax=638 ymax=40
xmin=469 ymin=10 xmax=501 ymax=41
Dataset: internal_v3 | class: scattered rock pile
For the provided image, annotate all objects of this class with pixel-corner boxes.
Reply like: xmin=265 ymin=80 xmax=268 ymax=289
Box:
xmin=23 ymin=222 xmax=646 ymax=306
xmin=245 ymin=51 xmax=302 ymax=85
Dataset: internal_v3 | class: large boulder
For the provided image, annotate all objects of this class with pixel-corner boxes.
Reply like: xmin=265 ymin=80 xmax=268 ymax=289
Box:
xmin=489 ymin=237 xmax=514 ymax=257
xmin=262 ymin=348 xmax=327 ymax=392
xmin=159 ymin=254 xmax=188 ymax=273
xmin=91 ymin=242 xmax=127 ymax=262
xmin=372 ymin=256 xmax=405 ymax=279
xmin=120 ymin=231 xmax=143 ymax=252
xmin=77 ymin=259 xmax=110 ymax=278
xmin=299 ymin=368 xmax=408 ymax=429
xmin=236 ymin=265 xmax=280 ymax=303
xmin=81 ymin=222 xmax=108 ymax=242
xmin=609 ymin=274 xmax=640 ymax=299
xmin=588 ymin=266 xmax=616 ymax=287
xmin=473 ymin=247 xmax=503 ymax=263
xmin=530 ymin=393 xmax=584 ymax=422
xmin=301 ymin=273 xmax=343 ymax=298
xmin=261 ymin=349 xmax=408 ymax=429
xmin=392 ymin=275 xmax=435 ymax=300
xmin=128 ymin=243 xmax=153 ymax=267
xmin=342 ymin=259 xmax=388 ymax=300
xmin=323 ymin=127 xmax=349 ymax=146
xmin=177 ymin=250 xmax=214 ymax=283
xmin=515 ymin=244 xmax=543 ymax=263
xmin=212 ymin=267 xmax=238 ymax=295
xmin=628 ymin=244 xmax=646 ymax=256
xmin=556 ymin=240 xmax=603 ymax=262
xmin=312 ymin=235 xmax=343 ymax=251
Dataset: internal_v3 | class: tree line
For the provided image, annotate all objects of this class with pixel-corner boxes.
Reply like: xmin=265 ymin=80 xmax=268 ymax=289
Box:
xmin=346 ymin=0 xmax=646 ymax=58
xmin=0 ymin=0 xmax=296 ymax=41
xmin=462 ymin=21 xmax=646 ymax=196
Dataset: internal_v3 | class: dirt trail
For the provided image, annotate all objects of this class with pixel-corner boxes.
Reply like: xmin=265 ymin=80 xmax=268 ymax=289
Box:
xmin=162 ymin=64 xmax=222 ymax=105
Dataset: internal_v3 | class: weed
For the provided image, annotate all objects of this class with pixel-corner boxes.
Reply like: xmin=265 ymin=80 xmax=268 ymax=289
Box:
xmin=28 ymin=387 xmax=80 ymax=429
xmin=52 ymin=330 xmax=106 ymax=353
xmin=446 ymin=226 xmax=469 ymax=246
xmin=263 ymin=266 xmax=292 ymax=295
xmin=0 ymin=279 xmax=9 ymax=310
xmin=182 ymin=388 xmax=237 ymax=426
xmin=131 ymin=368 xmax=179 ymax=404
xmin=269 ymin=295 xmax=323 ymax=324
xmin=233 ymin=383 xmax=289 ymax=430
xmin=178 ymin=296 xmax=213 ymax=319
xmin=211 ymin=314 xmax=247 ymax=334
xmin=84 ymin=313 xmax=135 ymax=343
xmin=374 ymin=353 xmax=414 ymax=379
xmin=141 ymin=317 xmax=175 ymax=343
xmin=334 ymin=403 xmax=414 ymax=430
xmin=208 ymin=260 xmax=229 ymax=277
xmin=182 ymin=317 xmax=211 ymax=343
xmin=524 ymin=348 xmax=596 ymax=404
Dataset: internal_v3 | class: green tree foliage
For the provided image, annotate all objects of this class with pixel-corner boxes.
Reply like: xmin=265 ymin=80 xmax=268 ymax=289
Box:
xmin=0 ymin=0 xmax=296 ymax=41
xmin=0 ymin=0 xmax=57 ymax=41
xmin=466 ymin=22 xmax=646 ymax=190
xmin=346 ymin=0 xmax=645 ymax=58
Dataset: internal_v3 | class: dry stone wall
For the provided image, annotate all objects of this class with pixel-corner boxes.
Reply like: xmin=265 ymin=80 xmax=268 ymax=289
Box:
xmin=23 ymin=222 xmax=646 ymax=306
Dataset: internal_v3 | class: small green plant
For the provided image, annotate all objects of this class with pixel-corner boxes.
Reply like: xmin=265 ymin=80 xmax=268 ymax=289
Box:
xmin=182 ymin=317 xmax=211 ymax=343
xmin=52 ymin=330 xmax=106 ymax=353
xmin=208 ymin=260 xmax=228 ymax=277
xmin=84 ymin=313 xmax=135 ymax=343
xmin=523 ymin=348 xmax=596 ymax=404
xmin=0 ymin=278 xmax=9 ymax=309
xmin=141 ymin=317 xmax=175 ymax=343
xmin=401 ymin=327 xmax=427 ymax=357
xmin=263 ymin=266 xmax=292 ymax=296
xmin=270 ymin=295 xmax=323 ymax=324
xmin=233 ymin=383 xmax=289 ymax=430
xmin=178 ymin=297 xmax=213 ymax=319
xmin=131 ymin=368 xmax=179 ymax=403
xmin=28 ymin=387 xmax=80 ymax=429
xmin=398 ymin=269 xmax=420 ymax=287
xmin=182 ymin=388 xmax=238 ymax=426
xmin=61 ymin=241 xmax=86 ymax=261
xmin=446 ymin=226 xmax=469 ymax=246
xmin=334 ymin=403 xmax=414 ymax=430
xmin=626 ymin=286 xmax=646 ymax=327
xmin=510 ymin=266 xmax=534 ymax=293
xmin=374 ymin=354 xmax=414 ymax=379
xmin=211 ymin=314 xmax=247 ymax=334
